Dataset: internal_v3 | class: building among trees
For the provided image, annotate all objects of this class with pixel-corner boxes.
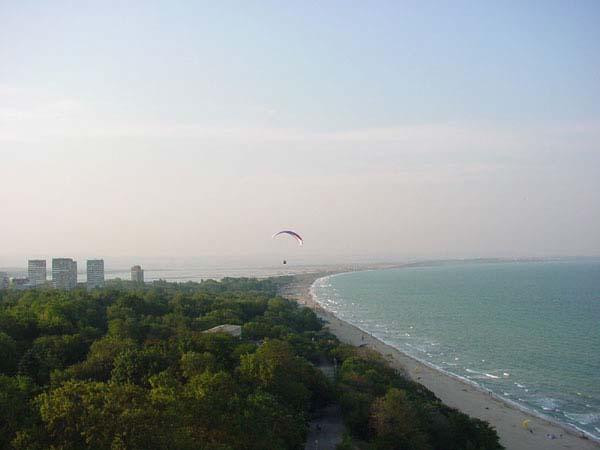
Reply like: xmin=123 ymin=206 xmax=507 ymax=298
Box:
xmin=86 ymin=259 xmax=104 ymax=290
xmin=10 ymin=277 xmax=30 ymax=290
xmin=52 ymin=258 xmax=77 ymax=290
xmin=131 ymin=265 xmax=144 ymax=283
xmin=0 ymin=272 xmax=9 ymax=289
xmin=28 ymin=259 xmax=47 ymax=287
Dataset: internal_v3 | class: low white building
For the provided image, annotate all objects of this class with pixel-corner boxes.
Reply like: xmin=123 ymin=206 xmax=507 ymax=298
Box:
xmin=203 ymin=324 xmax=242 ymax=338
xmin=10 ymin=277 xmax=30 ymax=290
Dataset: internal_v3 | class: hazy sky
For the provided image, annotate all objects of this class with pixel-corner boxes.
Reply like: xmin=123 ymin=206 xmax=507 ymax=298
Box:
xmin=1 ymin=1 xmax=599 ymax=266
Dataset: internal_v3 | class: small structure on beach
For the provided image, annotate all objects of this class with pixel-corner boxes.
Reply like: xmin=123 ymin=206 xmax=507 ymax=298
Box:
xmin=203 ymin=324 xmax=242 ymax=338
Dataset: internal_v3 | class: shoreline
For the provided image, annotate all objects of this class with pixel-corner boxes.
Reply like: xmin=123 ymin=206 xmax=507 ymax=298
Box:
xmin=283 ymin=271 xmax=600 ymax=450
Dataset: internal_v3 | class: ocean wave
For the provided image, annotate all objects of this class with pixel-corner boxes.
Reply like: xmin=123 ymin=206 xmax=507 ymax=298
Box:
xmin=564 ymin=412 xmax=600 ymax=426
xmin=405 ymin=343 xmax=428 ymax=353
xmin=536 ymin=397 xmax=560 ymax=411
xmin=465 ymin=368 xmax=501 ymax=380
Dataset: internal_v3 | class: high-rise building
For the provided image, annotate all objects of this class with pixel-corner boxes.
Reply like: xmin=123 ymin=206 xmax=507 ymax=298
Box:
xmin=131 ymin=265 xmax=144 ymax=284
xmin=28 ymin=259 xmax=47 ymax=287
xmin=0 ymin=272 xmax=8 ymax=290
xmin=52 ymin=258 xmax=78 ymax=290
xmin=87 ymin=259 xmax=104 ymax=289
xmin=70 ymin=260 xmax=77 ymax=288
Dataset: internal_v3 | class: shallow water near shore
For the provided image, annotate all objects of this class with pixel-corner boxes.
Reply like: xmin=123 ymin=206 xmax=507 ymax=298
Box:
xmin=311 ymin=260 xmax=600 ymax=440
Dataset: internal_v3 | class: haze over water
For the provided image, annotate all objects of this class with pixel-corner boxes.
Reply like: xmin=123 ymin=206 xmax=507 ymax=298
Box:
xmin=312 ymin=260 xmax=600 ymax=439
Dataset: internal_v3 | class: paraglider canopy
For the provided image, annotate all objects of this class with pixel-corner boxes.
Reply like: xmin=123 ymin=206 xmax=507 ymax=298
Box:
xmin=272 ymin=230 xmax=303 ymax=246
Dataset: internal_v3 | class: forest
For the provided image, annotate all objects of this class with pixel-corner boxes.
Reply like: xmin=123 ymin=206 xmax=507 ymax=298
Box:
xmin=0 ymin=278 xmax=502 ymax=449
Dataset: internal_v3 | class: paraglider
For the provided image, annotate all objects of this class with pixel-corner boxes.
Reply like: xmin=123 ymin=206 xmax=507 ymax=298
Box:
xmin=272 ymin=230 xmax=303 ymax=265
xmin=272 ymin=230 xmax=303 ymax=246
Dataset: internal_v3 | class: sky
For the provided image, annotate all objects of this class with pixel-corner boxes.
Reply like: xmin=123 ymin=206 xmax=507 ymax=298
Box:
xmin=1 ymin=1 xmax=599 ymax=267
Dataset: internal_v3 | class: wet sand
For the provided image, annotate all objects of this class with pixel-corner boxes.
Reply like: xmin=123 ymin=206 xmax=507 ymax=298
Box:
xmin=283 ymin=272 xmax=600 ymax=450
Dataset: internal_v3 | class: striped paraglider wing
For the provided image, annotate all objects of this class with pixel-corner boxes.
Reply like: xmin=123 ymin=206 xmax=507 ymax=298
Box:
xmin=272 ymin=230 xmax=303 ymax=246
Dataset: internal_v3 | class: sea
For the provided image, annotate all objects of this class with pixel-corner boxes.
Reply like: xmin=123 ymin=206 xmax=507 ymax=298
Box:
xmin=311 ymin=260 xmax=600 ymax=441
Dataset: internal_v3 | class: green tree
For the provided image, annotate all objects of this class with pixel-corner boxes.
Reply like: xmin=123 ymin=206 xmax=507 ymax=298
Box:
xmin=0 ymin=331 xmax=19 ymax=375
xmin=242 ymin=391 xmax=307 ymax=449
xmin=369 ymin=388 xmax=432 ymax=450
xmin=111 ymin=347 xmax=170 ymax=386
xmin=37 ymin=380 xmax=172 ymax=449
xmin=240 ymin=339 xmax=311 ymax=413
xmin=180 ymin=351 xmax=217 ymax=378
xmin=183 ymin=370 xmax=243 ymax=446
xmin=0 ymin=375 xmax=37 ymax=448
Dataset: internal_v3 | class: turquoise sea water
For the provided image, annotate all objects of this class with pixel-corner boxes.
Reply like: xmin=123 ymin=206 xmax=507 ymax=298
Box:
xmin=311 ymin=260 xmax=600 ymax=440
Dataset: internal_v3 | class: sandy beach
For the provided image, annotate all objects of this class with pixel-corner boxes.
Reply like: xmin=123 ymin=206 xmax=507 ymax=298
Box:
xmin=283 ymin=272 xmax=600 ymax=450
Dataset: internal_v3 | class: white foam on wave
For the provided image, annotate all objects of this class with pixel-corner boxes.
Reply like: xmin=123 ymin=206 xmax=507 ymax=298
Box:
xmin=537 ymin=397 xmax=560 ymax=411
xmin=465 ymin=368 xmax=501 ymax=380
xmin=564 ymin=412 xmax=600 ymax=426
